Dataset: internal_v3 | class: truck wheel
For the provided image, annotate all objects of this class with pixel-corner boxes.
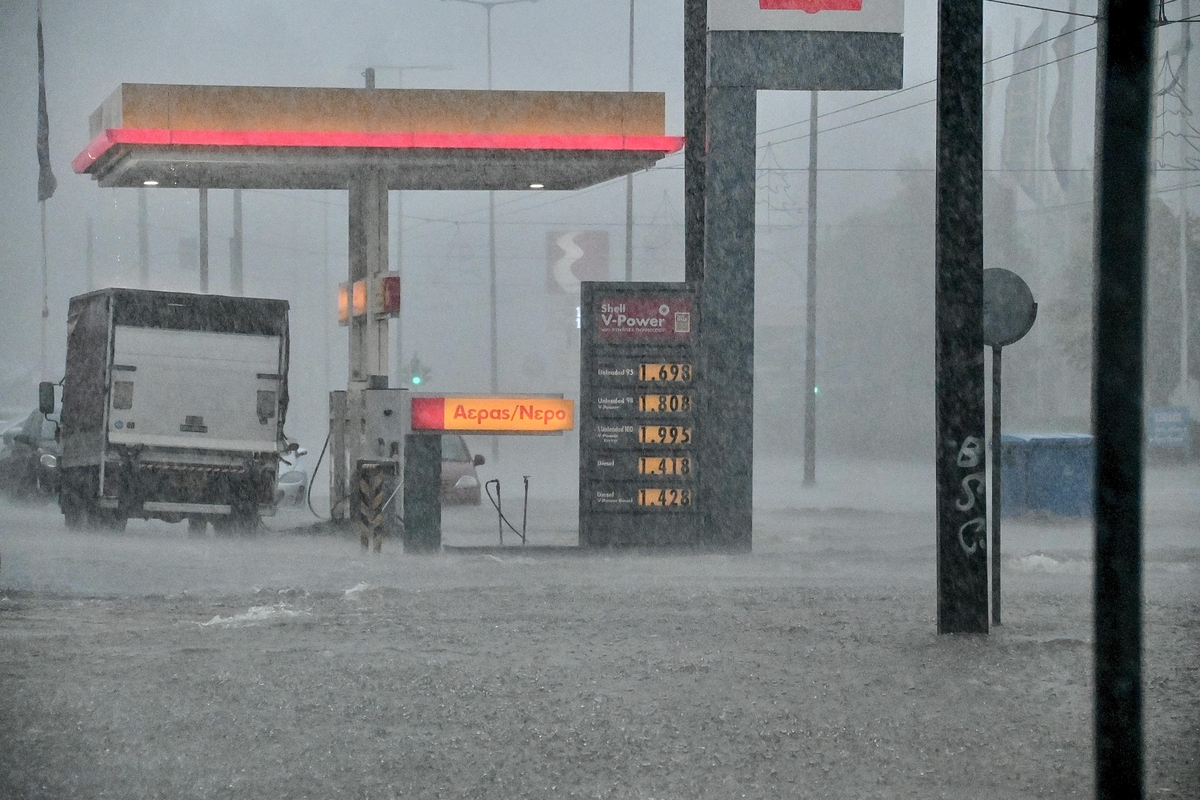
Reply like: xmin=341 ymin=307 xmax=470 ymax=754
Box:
xmin=61 ymin=491 xmax=85 ymax=530
xmin=187 ymin=517 xmax=208 ymax=538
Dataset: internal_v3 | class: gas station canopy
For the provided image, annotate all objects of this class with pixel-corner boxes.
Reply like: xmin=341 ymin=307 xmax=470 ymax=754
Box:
xmin=73 ymin=84 xmax=683 ymax=191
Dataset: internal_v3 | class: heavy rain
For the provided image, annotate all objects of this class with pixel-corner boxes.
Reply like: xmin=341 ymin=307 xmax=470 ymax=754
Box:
xmin=0 ymin=1 xmax=1196 ymax=797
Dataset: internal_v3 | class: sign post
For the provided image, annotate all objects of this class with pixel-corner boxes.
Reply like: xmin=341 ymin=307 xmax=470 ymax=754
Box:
xmin=702 ymin=1 xmax=904 ymax=552
xmin=982 ymin=267 xmax=1037 ymax=626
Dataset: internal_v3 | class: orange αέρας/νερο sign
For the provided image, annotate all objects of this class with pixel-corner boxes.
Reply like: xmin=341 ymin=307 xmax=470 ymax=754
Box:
xmin=411 ymin=396 xmax=574 ymax=433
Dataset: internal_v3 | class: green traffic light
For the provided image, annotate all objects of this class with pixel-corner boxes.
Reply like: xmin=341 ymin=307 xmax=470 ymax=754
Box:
xmin=411 ymin=375 xmax=422 ymax=385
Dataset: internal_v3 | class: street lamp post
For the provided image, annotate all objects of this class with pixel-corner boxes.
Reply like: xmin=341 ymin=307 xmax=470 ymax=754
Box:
xmin=625 ymin=0 xmax=636 ymax=282
xmin=443 ymin=0 xmax=537 ymax=463
xmin=364 ymin=63 xmax=453 ymax=386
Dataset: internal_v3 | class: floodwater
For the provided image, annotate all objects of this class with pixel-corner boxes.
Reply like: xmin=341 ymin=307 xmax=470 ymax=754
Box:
xmin=0 ymin=456 xmax=1196 ymax=798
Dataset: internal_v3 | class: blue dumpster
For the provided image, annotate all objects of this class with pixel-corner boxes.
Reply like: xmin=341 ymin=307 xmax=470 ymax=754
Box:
xmin=1000 ymin=433 xmax=1094 ymax=518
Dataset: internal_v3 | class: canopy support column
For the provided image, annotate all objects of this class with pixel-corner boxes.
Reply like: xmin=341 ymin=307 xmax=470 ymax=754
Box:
xmin=348 ymin=170 xmax=390 ymax=385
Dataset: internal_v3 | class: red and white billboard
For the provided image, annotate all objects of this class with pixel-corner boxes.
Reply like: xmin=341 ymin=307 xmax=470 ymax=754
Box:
xmin=708 ymin=0 xmax=904 ymax=33
xmin=547 ymin=231 xmax=609 ymax=293
xmin=595 ymin=295 xmax=694 ymax=342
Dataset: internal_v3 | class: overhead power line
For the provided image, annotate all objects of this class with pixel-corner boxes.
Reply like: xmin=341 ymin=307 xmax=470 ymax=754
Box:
xmin=985 ymin=0 xmax=1098 ymax=18
xmin=758 ymin=19 xmax=1096 ymax=140
xmin=248 ymin=12 xmax=1117 ymax=236
xmin=767 ymin=44 xmax=1098 ymax=149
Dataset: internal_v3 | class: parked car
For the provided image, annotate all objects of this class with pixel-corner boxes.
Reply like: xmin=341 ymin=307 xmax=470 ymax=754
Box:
xmin=275 ymin=447 xmax=309 ymax=506
xmin=0 ymin=409 xmax=60 ymax=499
xmin=442 ymin=434 xmax=484 ymax=505
xmin=275 ymin=437 xmax=480 ymax=509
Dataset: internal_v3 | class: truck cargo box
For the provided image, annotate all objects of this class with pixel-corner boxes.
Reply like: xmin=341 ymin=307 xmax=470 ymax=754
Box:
xmin=56 ymin=289 xmax=291 ymax=533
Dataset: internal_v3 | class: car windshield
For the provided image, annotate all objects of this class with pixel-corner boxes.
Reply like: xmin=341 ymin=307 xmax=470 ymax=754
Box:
xmin=441 ymin=434 xmax=471 ymax=462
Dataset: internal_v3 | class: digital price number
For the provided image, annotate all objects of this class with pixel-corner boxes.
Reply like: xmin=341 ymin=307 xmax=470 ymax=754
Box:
xmin=639 ymin=362 xmax=692 ymax=383
xmin=637 ymin=487 xmax=693 ymax=507
xmin=638 ymin=425 xmax=692 ymax=445
xmin=638 ymin=456 xmax=692 ymax=476
xmin=637 ymin=393 xmax=692 ymax=413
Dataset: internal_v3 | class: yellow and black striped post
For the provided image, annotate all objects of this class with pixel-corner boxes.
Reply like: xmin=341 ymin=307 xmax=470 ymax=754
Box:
xmin=356 ymin=460 xmax=397 ymax=553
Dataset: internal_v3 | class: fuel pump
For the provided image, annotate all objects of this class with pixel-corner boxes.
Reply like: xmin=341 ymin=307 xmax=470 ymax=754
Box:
xmin=331 ymin=386 xmax=410 ymax=552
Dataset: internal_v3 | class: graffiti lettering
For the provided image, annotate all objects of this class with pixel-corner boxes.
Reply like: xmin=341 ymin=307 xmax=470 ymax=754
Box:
xmin=958 ymin=517 xmax=986 ymax=555
xmin=956 ymin=472 xmax=986 ymax=512
xmin=956 ymin=436 xmax=984 ymax=469
xmin=953 ymin=436 xmax=987 ymax=556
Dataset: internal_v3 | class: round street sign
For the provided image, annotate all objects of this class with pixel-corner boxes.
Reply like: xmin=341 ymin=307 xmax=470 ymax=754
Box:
xmin=983 ymin=268 xmax=1037 ymax=348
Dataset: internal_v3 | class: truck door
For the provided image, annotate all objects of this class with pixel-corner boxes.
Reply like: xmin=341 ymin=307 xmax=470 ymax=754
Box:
xmin=108 ymin=326 xmax=282 ymax=453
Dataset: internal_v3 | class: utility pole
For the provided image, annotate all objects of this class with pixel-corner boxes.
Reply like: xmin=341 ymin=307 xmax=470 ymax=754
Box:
xmin=1177 ymin=0 xmax=1193 ymax=410
xmin=365 ymin=63 xmax=453 ymax=384
xmin=803 ymin=91 xmax=819 ymax=486
xmin=85 ymin=216 xmax=94 ymax=292
xmin=625 ymin=0 xmax=636 ymax=282
xmin=1092 ymin=1 xmax=1155 ymax=796
xmin=199 ymin=186 xmax=209 ymax=293
xmin=137 ymin=187 xmax=150 ymax=288
xmin=934 ymin=0 xmax=989 ymax=634
xmin=683 ymin=0 xmax=706 ymax=285
xmin=444 ymin=0 xmax=537 ymax=463
xmin=231 ymin=189 xmax=243 ymax=295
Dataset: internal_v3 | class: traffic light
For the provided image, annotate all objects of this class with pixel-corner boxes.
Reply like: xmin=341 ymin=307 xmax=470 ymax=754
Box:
xmin=406 ymin=355 xmax=433 ymax=387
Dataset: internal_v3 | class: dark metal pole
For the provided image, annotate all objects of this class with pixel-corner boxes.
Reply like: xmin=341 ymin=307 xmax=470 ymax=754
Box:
xmin=702 ymin=86 xmax=756 ymax=551
xmin=488 ymin=196 xmax=498 ymax=367
xmin=625 ymin=179 xmax=635 ymax=282
xmin=231 ymin=189 xmax=243 ymax=295
xmin=199 ymin=186 xmax=209 ymax=293
xmin=40 ymin=202 xmax=48 ymax=381
xmin=137 ymin=187 xmax=150 ymax=288
xmin=1092 ymin=2 xmax=1153 ymax=797
xmin=803 ymin=91 xmax=819 ymax=486
xmin=486 ymin=5 xmax=497 ymax=464
xmin=85 ymin=216 xmax=94 ymax=293
xmin=991 ymin=345 xmax=1002 ymax=625
xmin=934 ymin=0 xmax=989 ymax=634
xmin=485 ymin=6 xmax=493 ymax=90
xmin=395 ymin=188 xmax=404 ymax=381
xmin=683 ymin=0 xmax=706 ymax=285
xmin=625 ymin=0 xmax=635 ymax=282
xmin=489 ymin=191 xmax=499 ymax=463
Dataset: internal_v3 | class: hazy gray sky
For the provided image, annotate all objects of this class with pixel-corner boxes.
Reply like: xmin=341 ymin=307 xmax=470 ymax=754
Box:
xmin=0 ymin=0 xmax=1128 ymax=447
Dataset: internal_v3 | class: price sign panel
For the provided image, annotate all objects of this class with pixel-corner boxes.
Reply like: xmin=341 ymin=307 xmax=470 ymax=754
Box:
xmin=580 ymin=283 xmax=701 ymax=547
xmin=638 ymin=455 xmax=693 ymax=476
xmin=590 ymin=451 xmax=697 ymax=481
xmin=639 ymin=362 xmax=694 ymax=383
xmin=638 ymin=425 xmax=693 ymax=445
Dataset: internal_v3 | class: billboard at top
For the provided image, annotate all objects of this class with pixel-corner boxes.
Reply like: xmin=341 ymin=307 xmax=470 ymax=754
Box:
xmin=708 ymin=0 xmax=904 ymax=33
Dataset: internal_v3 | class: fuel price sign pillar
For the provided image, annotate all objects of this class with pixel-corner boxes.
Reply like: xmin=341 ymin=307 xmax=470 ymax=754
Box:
xmin=580 ymin=282 xmax=701 ymax=547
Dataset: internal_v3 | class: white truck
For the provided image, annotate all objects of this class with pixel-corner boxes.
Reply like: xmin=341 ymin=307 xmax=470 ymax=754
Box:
xmin=47 ymin=288 xmax=293 ymax=534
